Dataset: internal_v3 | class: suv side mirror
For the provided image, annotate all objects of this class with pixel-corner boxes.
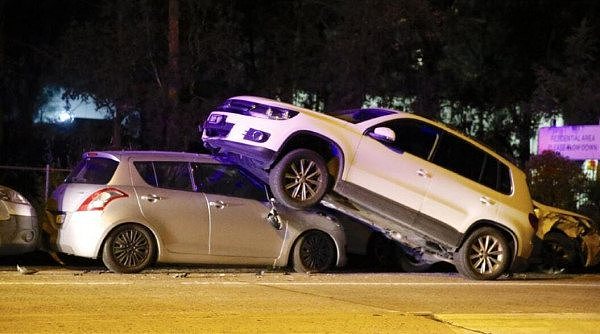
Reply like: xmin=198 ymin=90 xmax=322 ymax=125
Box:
xmin=369 ymin=127 xmax=396 ymax=143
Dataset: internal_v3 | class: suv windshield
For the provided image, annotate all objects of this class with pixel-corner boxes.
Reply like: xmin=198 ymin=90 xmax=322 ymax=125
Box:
xmin=66 ymin=157 xmax=119 ymax=184
xmin=330 ymin=108 xmax=396 ymax=124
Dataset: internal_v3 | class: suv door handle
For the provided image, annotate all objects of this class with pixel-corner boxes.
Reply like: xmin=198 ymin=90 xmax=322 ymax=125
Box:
xmin=417 ymin=169 xmax=431 ymax=178
xmin=209 ymin=200 xmax=228 ymax=209
xmin=479 ymin=196 xmax=496 ymax=206
xmin=141 ymin=194 xmax=163 ymax=203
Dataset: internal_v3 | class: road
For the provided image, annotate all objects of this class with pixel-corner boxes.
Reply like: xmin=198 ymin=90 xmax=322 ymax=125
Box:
xmin=0 ymin=262 xmax=599 ymax=333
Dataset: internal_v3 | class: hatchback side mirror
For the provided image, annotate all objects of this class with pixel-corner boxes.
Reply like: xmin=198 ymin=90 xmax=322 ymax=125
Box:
xmin=369 ymin=127 xmax=396 ymax=143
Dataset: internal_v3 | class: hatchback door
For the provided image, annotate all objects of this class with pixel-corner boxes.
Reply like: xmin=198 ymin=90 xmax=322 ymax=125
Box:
xmin=193 ymin=163 xmax=286 ymax=259
xmin=134 ymin=160 xmax=210 ymax=255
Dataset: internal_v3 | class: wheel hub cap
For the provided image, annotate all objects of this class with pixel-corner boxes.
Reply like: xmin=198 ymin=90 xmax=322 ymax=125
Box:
xmin=112 ymin=229 xmax=149 ymax=268
xmin=469 ymin=235 xmax=504 ymax=274
xmin=284 ymin=158 xmax=321 ymax=201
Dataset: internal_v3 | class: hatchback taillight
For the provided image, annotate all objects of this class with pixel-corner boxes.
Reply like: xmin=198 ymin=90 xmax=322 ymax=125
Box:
xmin=77 ymin=188 xmax=128 ymax=211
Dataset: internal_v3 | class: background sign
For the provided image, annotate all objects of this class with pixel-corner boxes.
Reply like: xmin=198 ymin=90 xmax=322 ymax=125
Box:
xmin=538 ymin=125 xmax=600 ymax=160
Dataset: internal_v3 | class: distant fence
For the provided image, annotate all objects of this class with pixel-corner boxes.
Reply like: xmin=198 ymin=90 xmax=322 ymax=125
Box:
xmin=0 ymin=165 xmax=71 ymax=200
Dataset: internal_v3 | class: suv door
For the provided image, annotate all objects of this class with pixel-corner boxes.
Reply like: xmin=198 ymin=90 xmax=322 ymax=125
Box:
xmin=345 ymin=119 xmax=439 ymax=226
xmin=134 ymin=160 xmax=210 ymax=254
xmin=419 ymin=132 xmax=507 ymax=239
xmin=193 ymin=163 xmax=286 ymax=259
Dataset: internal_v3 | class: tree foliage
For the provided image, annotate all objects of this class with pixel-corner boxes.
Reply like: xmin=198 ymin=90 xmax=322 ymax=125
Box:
xmin=526 ymin=151 xmax=589 ymax=211
xmin=0 ymin=0 xmax=599 ymax=169
xmin=532 ymin=19 xmax=600 ymax=125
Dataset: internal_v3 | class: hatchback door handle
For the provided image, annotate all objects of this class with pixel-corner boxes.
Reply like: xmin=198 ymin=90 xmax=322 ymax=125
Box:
xmin=141 ymin=194 xmax=163 ymax=203
xmin=479 ymin=196 xmax=496 ymax=205
xmin=417 ymin=169 xmax=431 ymax=178
xmin=209 ymin=200 xmax=228 ymax=209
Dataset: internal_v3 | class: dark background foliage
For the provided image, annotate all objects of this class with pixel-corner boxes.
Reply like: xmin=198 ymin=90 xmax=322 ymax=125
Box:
xmin=1 ymin=0 xmax=599 ymax=214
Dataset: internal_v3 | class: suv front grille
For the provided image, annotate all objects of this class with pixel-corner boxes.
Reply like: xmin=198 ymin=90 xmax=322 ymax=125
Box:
xmin=204 ymin=114 xmax=234 ymax=138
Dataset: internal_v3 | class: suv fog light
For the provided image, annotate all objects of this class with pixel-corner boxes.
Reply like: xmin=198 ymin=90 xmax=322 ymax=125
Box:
xmin=244 ymin=128 xmax=270 ymax=143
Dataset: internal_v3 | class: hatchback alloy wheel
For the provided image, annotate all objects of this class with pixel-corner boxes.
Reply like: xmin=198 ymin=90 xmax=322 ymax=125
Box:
xmin=102 ymin=224 xmax=156 ymax=273
xmin=293 ymin=231 xmax=336 ymax=273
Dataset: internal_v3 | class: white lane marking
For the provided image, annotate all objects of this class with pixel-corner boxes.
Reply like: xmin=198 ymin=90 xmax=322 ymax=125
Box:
xmin=0 ymin=282 xmax=132 ymax=285
xmin=181 ymin=281 xmax=600 ymax=288
xmin=436 ymin=312 xmax=600 ymax=318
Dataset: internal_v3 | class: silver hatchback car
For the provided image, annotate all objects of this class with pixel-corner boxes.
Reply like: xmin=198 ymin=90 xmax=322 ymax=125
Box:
xmin=45 ymin=151 xmax=346 ymax=273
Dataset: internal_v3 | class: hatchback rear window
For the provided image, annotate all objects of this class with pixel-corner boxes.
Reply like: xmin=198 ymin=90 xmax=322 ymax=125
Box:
xmin=66 ymin=157 xmax=119 ymax=184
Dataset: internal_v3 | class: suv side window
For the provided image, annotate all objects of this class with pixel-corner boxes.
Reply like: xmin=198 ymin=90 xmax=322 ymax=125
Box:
xmin=432 ymin=133 xmax=485 ymax=183
xmin=432 ymin=133 xmax=512 ymax=195
xmin=192 ymin=163 xmax=265 ymax=201
xmin=134 ymin=161 xmax=193 ymax=191
xmin=480 ymin=157 xmax=512 ymax=195
xmin=371 ymin=119 xmax=439 ymax=160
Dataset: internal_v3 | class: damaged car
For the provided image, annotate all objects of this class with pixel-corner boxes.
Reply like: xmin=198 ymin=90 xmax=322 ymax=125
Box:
xmin=45 ymin=151 xmax=346 ymax=273
xmin=202 ymin=96 xmax=538 ymax=280
xmin=0 ymin=185 xmax=39 ymax=255
xmin=532 ymin=201 xmax=600 ymax=273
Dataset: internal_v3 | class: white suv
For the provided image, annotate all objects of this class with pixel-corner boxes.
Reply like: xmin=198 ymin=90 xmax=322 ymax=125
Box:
xmin=202 ymin=96 xmax=538 ymax=280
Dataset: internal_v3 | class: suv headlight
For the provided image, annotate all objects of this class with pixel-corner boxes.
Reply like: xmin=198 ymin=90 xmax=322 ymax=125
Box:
xmin=248 ymin=105 xmax=298 ymax=120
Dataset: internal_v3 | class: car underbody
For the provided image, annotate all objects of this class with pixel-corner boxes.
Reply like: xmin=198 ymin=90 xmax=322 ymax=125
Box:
xmin=320 ymin=193 xmax=455 ymax=266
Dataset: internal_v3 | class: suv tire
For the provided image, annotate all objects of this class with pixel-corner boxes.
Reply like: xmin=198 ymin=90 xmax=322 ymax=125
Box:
xmin=269 ymin=148 xmax=329 ymax=209
xmin=455 ymin=227 xmax=510 ymax=280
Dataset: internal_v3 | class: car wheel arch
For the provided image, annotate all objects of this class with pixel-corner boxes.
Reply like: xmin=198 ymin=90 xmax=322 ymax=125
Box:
xmin=98 ymin=222 xmax=161 ymax=264
xmin=289 ymin=229 xmax=339 ymax=271
xmin=272 ymin=131 xmax=345 ymax=184
xmin=459 ymin=220 xmax=518 ymax=267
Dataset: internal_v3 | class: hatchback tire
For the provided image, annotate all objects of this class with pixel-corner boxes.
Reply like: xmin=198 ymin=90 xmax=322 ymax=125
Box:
xmin=269 ymin=149 xmax=329 ymax=210
xmin=293 ymin=231 xmax=336 ymax=273
xmin=102 ymin=224 xmax=156 ymax=273
xmin=455 ymin=227 xmax=510 ymax=280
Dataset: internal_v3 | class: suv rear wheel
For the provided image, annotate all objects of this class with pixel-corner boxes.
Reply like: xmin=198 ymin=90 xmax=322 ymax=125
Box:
xmin=455 ymin=227 xmax=510 ymax=280
xmin=102 ymin=224 xmax=156 ymax=273
xmin=269 ymin=148 xmax=329 ymax=209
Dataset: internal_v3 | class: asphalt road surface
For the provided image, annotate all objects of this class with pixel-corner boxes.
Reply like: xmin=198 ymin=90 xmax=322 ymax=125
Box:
xmin=1 ymin=256 xmax=599 ymax=333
